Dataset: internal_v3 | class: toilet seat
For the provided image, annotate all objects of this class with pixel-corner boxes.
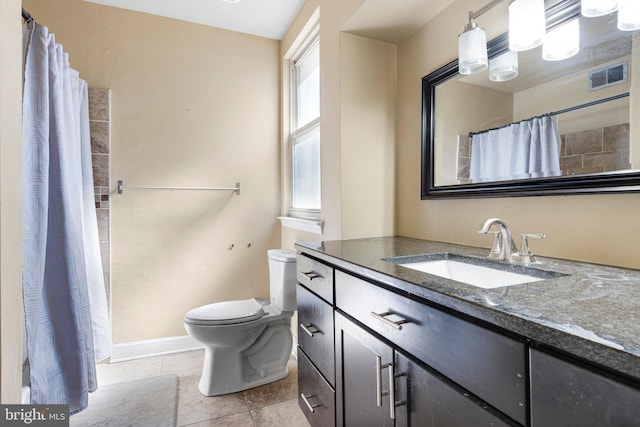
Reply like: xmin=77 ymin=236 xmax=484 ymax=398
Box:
xmin=185 ymin=298 xmax=265 ymax=326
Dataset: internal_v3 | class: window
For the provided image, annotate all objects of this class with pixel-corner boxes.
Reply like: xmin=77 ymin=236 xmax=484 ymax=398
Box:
xmin=290 ymin=30 xmax=320 ymax=219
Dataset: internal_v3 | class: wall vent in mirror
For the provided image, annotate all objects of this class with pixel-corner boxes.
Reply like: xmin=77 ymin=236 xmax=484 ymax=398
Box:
xmin=589 ymin=61 xmax=627 ymax=91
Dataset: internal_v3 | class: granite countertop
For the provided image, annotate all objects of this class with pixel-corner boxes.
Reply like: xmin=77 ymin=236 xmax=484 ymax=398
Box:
xmin=295 ymin=236 xmax=640 ymax=381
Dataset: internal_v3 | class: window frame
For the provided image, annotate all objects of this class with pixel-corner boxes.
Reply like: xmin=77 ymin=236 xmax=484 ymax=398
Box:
xmin=288 ymin=26 xmax=321 ymax=220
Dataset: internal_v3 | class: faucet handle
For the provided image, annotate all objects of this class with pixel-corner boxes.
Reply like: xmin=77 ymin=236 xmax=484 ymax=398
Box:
xmin=486 ymin=230 xmax=503 ymax=259
xmin=513 ymin=233 xmax=545 ymax=264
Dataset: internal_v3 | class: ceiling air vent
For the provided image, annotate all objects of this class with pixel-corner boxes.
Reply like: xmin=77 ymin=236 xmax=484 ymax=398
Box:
xmin=589 ymin=61 xmax=628 ymax=91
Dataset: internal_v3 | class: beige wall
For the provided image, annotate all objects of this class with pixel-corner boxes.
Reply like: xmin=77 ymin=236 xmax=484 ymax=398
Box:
xmin=340 ymin=33 xmax=396 ymax=239
xmin=0 ymin=0 xmax=24 ymax=404
xmin=23 ymin=0 xmax=282 ymax=342
xmin=396 ymin=0 xmax=640 ymax=269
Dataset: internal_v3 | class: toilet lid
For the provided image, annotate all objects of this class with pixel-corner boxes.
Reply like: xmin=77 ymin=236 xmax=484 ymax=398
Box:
xmin=185 ymin=298 xmax=265 ymax=325
xmin=267 ymin=249 xmax=297 ymax=263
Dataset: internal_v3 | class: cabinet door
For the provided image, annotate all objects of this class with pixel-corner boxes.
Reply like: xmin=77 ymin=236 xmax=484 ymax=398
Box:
xmin=297 ymin=254 xmax=334 ymax=303
xmin=336 ymin=271 xmax=526 ymax=425
xmin=297 ymin=284 xmax=335 ymax=385
xmin=298 ymin=348 xmax=336 ymax=427
xmin=530 ymin=348 xmax=640 ymax=427
xmin=335 ymin=312 xmax=395 ymax=427
xmin=394 ymin=352 xmax=511 ymax=427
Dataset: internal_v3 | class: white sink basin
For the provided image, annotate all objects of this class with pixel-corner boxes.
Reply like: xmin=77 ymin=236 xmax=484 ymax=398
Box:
xmin=399 ymin=259 xmax=545 ymax=289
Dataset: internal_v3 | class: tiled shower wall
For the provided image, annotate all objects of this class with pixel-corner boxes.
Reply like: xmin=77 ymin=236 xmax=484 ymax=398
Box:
xmin=456 ymin=123 xmax=630 ymax=182
xmin=559 ymin=123 xmax=630 ymax=176
xmin=88 ymin=88 xmax=111 ymax=306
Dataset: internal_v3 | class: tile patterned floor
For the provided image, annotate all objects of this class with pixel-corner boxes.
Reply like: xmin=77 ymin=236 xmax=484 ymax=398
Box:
xmin=96 ymin=350 xmax=311 ymax=427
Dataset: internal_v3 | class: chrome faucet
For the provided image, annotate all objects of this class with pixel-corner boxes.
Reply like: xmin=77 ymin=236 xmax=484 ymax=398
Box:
xmin=477 ymin=218 xmax=518 ymax=262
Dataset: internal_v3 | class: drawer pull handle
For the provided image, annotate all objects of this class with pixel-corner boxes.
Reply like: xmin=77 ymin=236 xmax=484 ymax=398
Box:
xmin=301 ymin=271 xmax=321 ymax=280
xmin=300 ymin=323 xmax=319 ymax=337
xmin=370 ymin=311 xmax=409 ymax=330
xmin=300 ymin=393 xmax=320 ymax=413
xmin=375 ymin=356 xmax=397 ymax=420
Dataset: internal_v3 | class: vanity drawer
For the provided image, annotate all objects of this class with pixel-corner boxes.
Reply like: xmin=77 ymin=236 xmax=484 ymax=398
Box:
xmin=297 ymin=283 xmax=335 ymax=385
xmin=297 ymin=254 xmax=333 ymax=303
xmin=530 ymin=348 xmax=640 ymax=427
xmin=335 ymin=270 xmax=527 ymax=425
xmin=298 ymin=348 xmax=336 ymax=427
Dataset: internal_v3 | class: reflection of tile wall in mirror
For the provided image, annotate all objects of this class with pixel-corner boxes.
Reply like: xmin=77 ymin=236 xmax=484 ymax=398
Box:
xmin=456 ymin=135 xmax=471 ymax=183
xmin=560 ymin=123 xmax=630 ymax=176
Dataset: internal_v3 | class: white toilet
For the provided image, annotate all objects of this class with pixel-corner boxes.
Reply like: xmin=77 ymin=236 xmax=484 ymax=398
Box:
xmin=184 ymin=249 xmax=297 ymax=396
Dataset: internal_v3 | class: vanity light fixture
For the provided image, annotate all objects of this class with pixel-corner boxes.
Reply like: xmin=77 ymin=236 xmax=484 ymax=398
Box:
xmin=458 ymin=0 xmax=545 ymax=76
xmin=580 ymin=0 xmax=619 ymax=17
xmin=617 ymin=0 xmax=640 ymax=31
xmin=458 ymin=19 xmax=489 ymax=74
xmin=508 ymin=0 xmax=546 ymax=51
xmin=581 ymin=0 xmax=640 ymax=31
xmin=489 ymin=50 xmax=519 ymax=81
xmin=542 ymin=19 xmax=580 ymax=61
xmin=458 ymin=0 xmax=640 ymax=79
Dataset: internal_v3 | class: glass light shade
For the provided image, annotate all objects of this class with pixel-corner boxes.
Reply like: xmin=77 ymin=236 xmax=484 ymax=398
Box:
xmin=458 ymin=26 xmax=488 ymax=75
xmin=581 ymin=0 xmax=618 ymax=17
xmin=509 ymin=0 xmax=546 ymax=51
xmin=618 ymin=0 xmax=640 ymax=31
xmin=489 ymin=51 xmax=519 ymax=82
xmin=542 ymin=20 xmax=580 ymax=61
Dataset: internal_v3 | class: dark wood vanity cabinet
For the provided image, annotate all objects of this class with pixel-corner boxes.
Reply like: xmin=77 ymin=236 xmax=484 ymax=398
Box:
xmin=297 ymin=254 xmax=333 ymax=303
xmin=298 ymin=349 xmax=335 ymax=427
xmin=335 ymin=312 xmax=394 ymax=426
xmin=335 ymin=311 xmax=510 ymax=427
xmin=530 ymin=349 xmax=640 ymax=427
xmin=297 ymin=284 xmax=335 ymax=384
xmin=296 ymin=255 xmax=336 ymax=427
xmin=394 ymin=351 xmax=510 ymax=427
xmin=297 ymin=254 xmax=520 ymax=426
xmin=335 ymin=270 xmax=526 ymax=425
xmin=296 ymin=251 xmax=640 ymax=427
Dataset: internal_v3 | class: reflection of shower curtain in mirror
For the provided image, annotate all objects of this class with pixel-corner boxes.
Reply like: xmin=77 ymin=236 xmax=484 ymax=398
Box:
xmin=22 ymin=21 xmax=112 ymax=414
xmin=470 ymin=116 xmax=561 ymax=183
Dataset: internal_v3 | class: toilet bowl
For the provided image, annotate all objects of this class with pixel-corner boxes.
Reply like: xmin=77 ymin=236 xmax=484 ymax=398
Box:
xmin=184 ymin=249 xmax=297 ymax=396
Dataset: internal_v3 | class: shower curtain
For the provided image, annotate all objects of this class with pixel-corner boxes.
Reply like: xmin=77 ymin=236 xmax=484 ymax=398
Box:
xmin=22 ymin=21 xmax=112 ymax=414
xmin=469 ymin=116 xmax=562 ymax=183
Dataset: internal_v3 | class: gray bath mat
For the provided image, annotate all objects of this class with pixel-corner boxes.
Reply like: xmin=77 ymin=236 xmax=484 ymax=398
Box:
xmin=70 ymin=374 xmax=178 ymax=427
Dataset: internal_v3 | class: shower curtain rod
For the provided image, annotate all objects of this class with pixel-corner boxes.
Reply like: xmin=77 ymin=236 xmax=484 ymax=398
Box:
xmin=468 ymin=92 xmax=630 ymax=137
xmin=22 ymin=8 xmax=33 ymax=23
xmin=117 ymin=180 xmax=241 ymax=195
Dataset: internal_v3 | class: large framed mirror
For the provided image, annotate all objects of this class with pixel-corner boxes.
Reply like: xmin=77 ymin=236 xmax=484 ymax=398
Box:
xmin=421 ymin=0 xmax=640 ymax=198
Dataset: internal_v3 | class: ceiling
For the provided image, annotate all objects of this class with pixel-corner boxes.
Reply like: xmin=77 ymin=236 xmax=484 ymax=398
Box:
xmin=83 ymin=0 xmax=457 ymax=43
xmin=83 ymin=0 xmax=306 ymax=40
xmin=342 ymin=0 xmax=457 ymax=44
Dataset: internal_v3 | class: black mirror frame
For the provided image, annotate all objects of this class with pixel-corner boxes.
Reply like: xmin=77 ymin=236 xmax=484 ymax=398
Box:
xmin=420 ymin=0 xmax=640 ymax=199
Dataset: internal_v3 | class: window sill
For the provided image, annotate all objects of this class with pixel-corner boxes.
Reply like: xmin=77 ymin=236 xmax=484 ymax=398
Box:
xmin=277 ymin=216 xmax=324 ymax=235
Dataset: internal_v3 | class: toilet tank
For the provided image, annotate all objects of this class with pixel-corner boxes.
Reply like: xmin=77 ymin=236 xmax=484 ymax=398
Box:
xmin=267 ymin=249 xmax=297 ymax=311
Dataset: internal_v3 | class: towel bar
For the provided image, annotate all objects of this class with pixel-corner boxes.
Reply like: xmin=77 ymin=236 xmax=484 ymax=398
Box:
xmin=117 ymin=180 xmax=240 ymax=195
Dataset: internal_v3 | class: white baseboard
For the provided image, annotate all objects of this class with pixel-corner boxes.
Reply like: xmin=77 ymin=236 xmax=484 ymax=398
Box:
xmin=110 ymin=334 xmax=299 ymax=364
xmin=110 ymin=335 xmax=203 ymax=363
